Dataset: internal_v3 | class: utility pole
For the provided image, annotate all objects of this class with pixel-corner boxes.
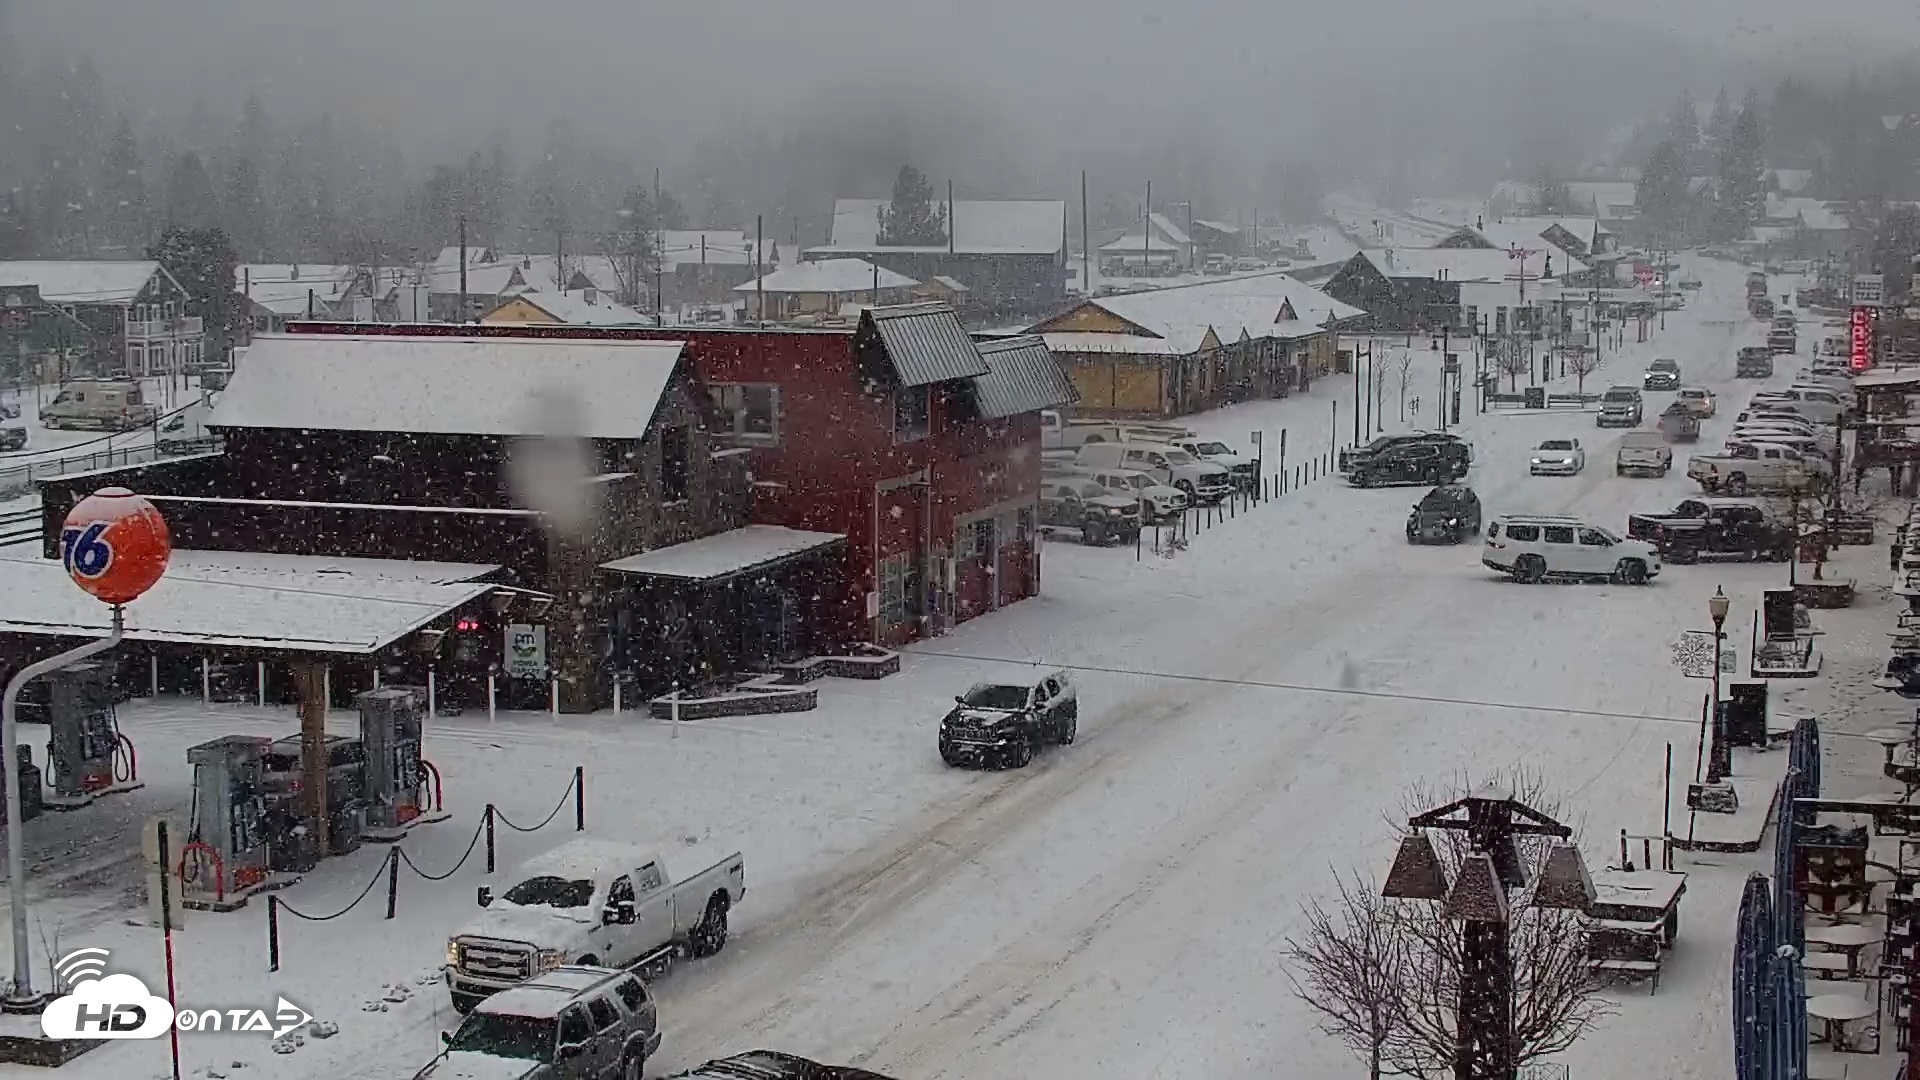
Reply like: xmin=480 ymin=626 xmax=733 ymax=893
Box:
xmin=654 ymin=167 xmax=665 ymax=326
xmin=1142 ymin=181 xmax=1152 ymax=276
xmin=457 ymin=214 xmax=468 ymax=323
xmin=1081 ymin=170 xmax=1090 ymax=295
xmin=755 ymin=215 xmax=765 ymax=325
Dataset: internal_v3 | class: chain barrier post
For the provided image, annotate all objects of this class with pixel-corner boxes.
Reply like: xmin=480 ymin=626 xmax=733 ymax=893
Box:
xmin=485 ymin=804 xmax=496 ymax=874
xmin=574 ymin=766 xmax=585 ymax=831
xmin=267 ymin=894 xmax=280 ymax=972
xmin=385 ymin=848 xmax=400 ymax=920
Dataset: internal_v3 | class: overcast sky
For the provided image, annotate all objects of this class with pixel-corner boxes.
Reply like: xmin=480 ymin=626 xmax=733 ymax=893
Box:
xmin=11 ymin=0 xmax=1920 ymax=194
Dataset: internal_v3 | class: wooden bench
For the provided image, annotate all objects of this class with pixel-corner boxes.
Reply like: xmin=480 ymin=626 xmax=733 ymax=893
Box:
xmin=1588 ymin=926 xmax=1663 ymax=993
xmin=1588 ymin=957 xmax=1662 ymax=993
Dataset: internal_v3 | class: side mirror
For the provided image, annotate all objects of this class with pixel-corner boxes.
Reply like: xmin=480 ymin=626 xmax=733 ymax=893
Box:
xmin=441 ymin=1031 xmax=453 ymax=1047
xmin=477 ymin=886 xmax=493 ymax=907
xmin=954 ymin=695 xmax=967 ymax=706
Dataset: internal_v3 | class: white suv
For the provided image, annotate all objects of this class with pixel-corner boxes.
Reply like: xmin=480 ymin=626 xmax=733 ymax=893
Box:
xmin=1483 ymin=515 xmax=1661 ymax=584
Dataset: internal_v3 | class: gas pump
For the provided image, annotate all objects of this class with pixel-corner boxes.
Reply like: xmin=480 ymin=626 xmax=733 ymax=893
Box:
xmin=44 ymin=662 xmax=130 ymax=807
xmin=183 ymin=736 xmax=273 ymax=905
xmin=0 ymin=746 xmax=43 ymax=824
xmin=358 ymin=688 xmax=425 ymax=837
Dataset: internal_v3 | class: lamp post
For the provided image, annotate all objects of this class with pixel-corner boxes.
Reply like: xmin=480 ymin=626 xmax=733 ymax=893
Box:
xmin=1707 ymin=586 xmax=1732 ymax=783
xmin=1382 ymin=784 xmax=1595 ymax=1080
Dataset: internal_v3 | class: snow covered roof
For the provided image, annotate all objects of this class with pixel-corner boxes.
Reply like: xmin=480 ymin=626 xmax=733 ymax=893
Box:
xmin=0 ymin=549 xmax=498 ymax=654
xmin=239 ymin=265 xmax=360 ymax=315
xmin=971 ymin=335 xmax=1077 ymax=417
xmin=860 ymin=302 xmax=992 ymax=385
xmin=493 ymin=290 xmax=648 ymax=326
xmin=1033 ymin=272 xmax=1361 ymax=354
xmin=599 ymin=525 xmax=844 ymax=581
xmin=0 ymin=260 xmax=166 ymax=304
xmin=930 ymin=275 xmax=970 ymax=292
xmin=1364 ymin=248 xmax=1563 ymax=282
xmin=210 ymin=333 xmax=684 ymax=439
xmin=1189 ymin=218 xmax=1241 ymax=236
xmin=1101 ymin=234 xmax=1185 ymax=253
xmin=735 ymin=259 xmax=916 ymax=294
xmin=1145 ymin=212 xmax=1191 ymax=247
xmin=1765 ymin=196 xmax=1849 ymax=232
xmin=1773 ymin=168 xmax=1814 ymax=194
xmin=1448 ymin=224 xmax=1590 ymax=274
xmin=825 ymin=198 xmax=1066 ymax=255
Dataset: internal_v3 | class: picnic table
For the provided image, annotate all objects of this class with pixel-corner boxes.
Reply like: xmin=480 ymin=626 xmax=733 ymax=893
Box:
xmin=1807 ymin=994 xmax=1878 ymax=1051
xmin=1804 ymin=922 xmax=1882 ymax=980
xmin=1586 ymin=869 xmax=1687 ymax=992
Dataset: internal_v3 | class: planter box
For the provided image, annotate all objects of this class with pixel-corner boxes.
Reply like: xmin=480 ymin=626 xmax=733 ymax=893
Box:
xmin=772 ymin=645 xmax=901 ymax=684
xmin=1795 ymin=581 xmax=1856 ymax=609
xmin=649 ymin=685 xmax=818 ymax=720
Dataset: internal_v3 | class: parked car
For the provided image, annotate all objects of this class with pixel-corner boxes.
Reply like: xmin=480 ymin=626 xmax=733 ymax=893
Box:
xmin=1687 ymin=447 xmax=1825 ymax=495
xmin=1406 ymin=484 xmax=1482 ymax=545
xmin=418 ymin=966 xmax=661 ymax=1080
xmin=1346 ymin=438 xmax=1470 ymax=487
xmin=1596 ymin=387 xmax=1644 ymax=428
xmin=1076 ymin=442 xmax=1232 ymax=504
xmin=0 ymin=419 xmax=25 ymax=452
xmin=1039 ymin=479 xmax=1142 ymax=546
xmin=1482 ymin=515 xmax=1661 ymax=584
xmin=1674 ymin=387 xmax=1716 ymax=417
xmin=939 ymin=672 xmax=1077 ymax=769
xmin=1161 ymin=436 xmax=1258 ymax=491
xmin=1642 ymin=358 xmax=1681 ymax=390
xmin=1616 ymin=432 xmax=1672 ymax=477
xmin=1625 ymin=498 xmax=1794 ymax=564
xmin=445 ymin=838 xmax=746 ymax=1014
xmin=0 ymin=400 xmax=19 ymax=420
xmin=1749 ymin=386 xmax=1844 ymax=424
xmin=1039 ymin=410 xmax=1193 ymax=451
xmin=1749 ymin=297 xmax=1776 ymax=320
xmin=1659 ymin=403 xmax=1701 ymax=442
xmin=39 ymin=378 xmax=159 ymax=431
xmin=1736 ymin=347 xmax=1775 ymax=378
xmin=662 ymin=1051 xmax=899 ymax=1080
xmin=1767 ymin=328 xmax=1799 ymax=355
xmin=1077 ymin=468 xmax=1187 ymax=522
xmin=1529 ymin=438 xmax=1586 ymax=476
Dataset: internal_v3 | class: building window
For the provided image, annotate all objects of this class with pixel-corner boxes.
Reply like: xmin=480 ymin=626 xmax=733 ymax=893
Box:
xmin=878 ymin=552 xmax=910 ymax=626
xmin=659 ymin=425 xmax=690 ymax=502
xmin=707 ymin=383 xmax=778 ymax=443
xmin=970 ymin=518 xmax=995 ymax=561
xmin=894 ymin=384 xmax=930 ymax=442
xmin=1016 ymin=507 xmax=1034 ymax=543
xmin=1464 ymin=306 xmax=1479 ymax=333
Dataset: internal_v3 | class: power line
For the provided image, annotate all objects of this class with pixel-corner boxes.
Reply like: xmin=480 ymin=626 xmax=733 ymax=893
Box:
xmin=912 ymin=648 xmax=1885 ymax=744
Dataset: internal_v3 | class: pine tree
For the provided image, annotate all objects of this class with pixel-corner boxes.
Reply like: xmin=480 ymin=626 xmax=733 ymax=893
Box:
xmin=1715 ymin=96 xmax=1767 ymax=238
xmin=0 ymin=190 xmax=30 ymax=260
xmin=1638 ymin=139 xmax=1693 ymax=238
xmin=607 ymin=187 xmax=657 ymax=308
xmin=656 ymin=187 xmax=687 ymax=231
xmin=1705 ymin=88 xmax=1734 ymax=160
xmin=97 ymin=115 xmax=149 ymax=254
xmin=149 ymin=224 xmax=238 ymax=358
xmin=164 ymin=151 xmax=217 ymax=228
xmin=876 ymin=165 xmax=946 ymax=246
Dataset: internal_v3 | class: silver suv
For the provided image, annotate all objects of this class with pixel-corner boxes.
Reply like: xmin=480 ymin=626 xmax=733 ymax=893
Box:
xmin=417 ymin=966 xmax=661 ymax=1080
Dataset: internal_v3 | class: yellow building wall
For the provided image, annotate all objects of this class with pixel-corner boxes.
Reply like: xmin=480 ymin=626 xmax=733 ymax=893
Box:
xmin=1028 ymin=303 xmax=1152 ymax=336
xmin=1059 ymin=354 xmax=1170 ymax=416
xmin=481 ymin=297 xmax=561 ymax=324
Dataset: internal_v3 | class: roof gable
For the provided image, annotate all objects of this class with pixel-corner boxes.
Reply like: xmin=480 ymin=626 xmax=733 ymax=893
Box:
xmin=210 ymin=334 xmax=684 ymax=439
xmin=855 ymin=302 xmax=990 ymax=387
xmin=0 ymin=260 xmax=165 ymax=304
xmin=738 ymin=258 xmax=916 ymax=294
xmin=1027 ymin=301 xmax=1161 ymax=338
xmin=970 ymin=334 xmax=1077 ymax=417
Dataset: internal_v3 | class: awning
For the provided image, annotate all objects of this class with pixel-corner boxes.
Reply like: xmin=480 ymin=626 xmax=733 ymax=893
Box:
xmin=0 ymin=550 xmax=502 ymax=654
xmin=599 ymin=525 xmax=845 ymax=582
xmin=971 ymin=334 xmax=1077 ymax=418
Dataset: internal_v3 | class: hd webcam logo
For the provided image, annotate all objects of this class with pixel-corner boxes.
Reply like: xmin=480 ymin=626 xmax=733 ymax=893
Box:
xmin=41 ymin=949 xmax=311 ymax=1041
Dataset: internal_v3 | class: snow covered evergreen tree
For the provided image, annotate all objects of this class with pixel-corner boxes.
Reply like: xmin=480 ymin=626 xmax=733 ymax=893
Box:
xmin=876 ymin=165 xmax=947 ymax=246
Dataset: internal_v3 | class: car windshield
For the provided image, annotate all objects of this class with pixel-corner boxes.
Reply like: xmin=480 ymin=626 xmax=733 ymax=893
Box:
xmin=1604 ymin=390 xmax=1636 ymax=401
xmin=500 ymin=875 xmax=597 ymax=908
xmin=447 ymin=1012 xmax=556 ymax=1062
xmin=1161 ymin=449 xmax=1194 ymax=464
xmin=1418 ymin=490 xmax=1457 ymax=510
xmin=1192 ymin=441 xmax=1230 ymax=455
xmin=1121 ymin=475 xmax=1154 ymax=490
xmin=1538 ymin=440 xmax=1574 ymax=451
xmin=1650 ymin=360 xmax=1677 ymax=371
xmin=963 ymin=684 xmax=1029 ymax=710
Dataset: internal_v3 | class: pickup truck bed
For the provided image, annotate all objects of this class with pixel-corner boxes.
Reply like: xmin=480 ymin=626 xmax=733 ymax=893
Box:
xmin=1626 ymin=502 xmax=1794 ymax=562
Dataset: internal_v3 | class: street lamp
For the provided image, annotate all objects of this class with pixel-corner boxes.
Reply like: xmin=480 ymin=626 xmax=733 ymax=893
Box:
xmin=1707 ymin=586 xmax=1732 ymax=783
xmin=1382 ymin=784 xmax=1595 ymax=1080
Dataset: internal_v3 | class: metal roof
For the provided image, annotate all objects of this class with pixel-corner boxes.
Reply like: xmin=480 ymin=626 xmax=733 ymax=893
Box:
xmin=970 ymin=335 xmax=1077 ymax=418
xmin=858 ymin=302 xmax=990 ymax=387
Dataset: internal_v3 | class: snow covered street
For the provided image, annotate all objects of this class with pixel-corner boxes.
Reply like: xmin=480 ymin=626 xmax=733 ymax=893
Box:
xmin=2 ymin=256 xmax=1811 ymax=1080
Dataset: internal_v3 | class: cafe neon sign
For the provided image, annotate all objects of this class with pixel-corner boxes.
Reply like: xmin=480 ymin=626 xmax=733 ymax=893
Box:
xmin=1851 ymin=306 xmax=1875 ymax=372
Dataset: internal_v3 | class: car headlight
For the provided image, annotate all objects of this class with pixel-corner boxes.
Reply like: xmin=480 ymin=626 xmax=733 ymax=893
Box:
xmin=447 ymin=941 xmax=462 ymax=967
xmin=1446 ymin=517 xmax=1459 ymax=526
xmin=1530 ymin=457 xmax=1543 ymax=464
xmin=534 ymin=949 xmax=567 ymax=973
xmin=1106 ymin=507 xmax=1122 ymax=516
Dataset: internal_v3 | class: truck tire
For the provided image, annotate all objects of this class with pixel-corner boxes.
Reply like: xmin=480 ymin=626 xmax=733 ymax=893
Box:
xmin=1727 ymin=473 xmax=1748 ymax=495
xmin=1083 ymin=519 xmax=1107 ymax=546
xmin=451 ymin=992 xmax=483 ymax=1015
xmin=575 ymin=954 xmax=598 ymax=967
xmin=688 ymin=895 xmax=730 ymax=958
xmin=1008 ymin=736 xmax=1036 ymax=768
xmin=1513 ymin=555 xmax=1546 ymax=584
xmin=1614 ymin=559 xmax=1649 ymax=585
xmin=1059 ymin=702 xmax=1078 ymax=745
xmin=1175 ymin=479 xmax=1196 ymax=499
xmin=620 ymin=1048 xmax=647 ymax=1080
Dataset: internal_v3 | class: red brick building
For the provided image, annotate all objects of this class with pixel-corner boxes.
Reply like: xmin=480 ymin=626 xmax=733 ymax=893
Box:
xmin=283 ymin=304 xmax=1075 ymax=648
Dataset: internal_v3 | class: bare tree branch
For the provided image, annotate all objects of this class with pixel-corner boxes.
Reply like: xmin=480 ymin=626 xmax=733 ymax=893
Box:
xmin=1493 ymin=340 xmax=1531 ymax=392
xmin=1563 ymin=346 xmax=1604 ymax=396
xmin=1281 ymin=871 xmax=1416 ymax=1080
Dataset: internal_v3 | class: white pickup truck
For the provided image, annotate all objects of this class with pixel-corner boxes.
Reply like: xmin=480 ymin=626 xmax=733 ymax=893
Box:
xmin=1039 ymin=409 xmax=1194 ymax=451
xmin=445 ymin=838 xmax=745 ymax=1012
xmin=1616 ymin=432 xmax=1672 ymax=477
xmin=1687 ymin=445 xmax=1825 ymax=495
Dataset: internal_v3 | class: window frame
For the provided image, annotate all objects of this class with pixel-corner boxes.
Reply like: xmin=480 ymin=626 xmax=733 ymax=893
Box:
xmin=615 ymin=978 xmax=649 ymax=1014
xmin=894 ymin=384 xmax=931 ymax=443
xmin=587 ymin=996 xmax=621 ymax=1032
xmin=1543 ymin=526 xmax=1576 ymax=545
xmin=1505 ymin=524 xmax=1539 ymax=542
xmin=706 ymin=382 xmax=780 ymax=444
xmin=558 ymin=1006 xmax=594 ymax=1047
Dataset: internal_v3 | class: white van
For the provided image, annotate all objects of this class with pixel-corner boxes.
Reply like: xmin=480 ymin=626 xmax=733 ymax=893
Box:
xmin=39 ymin=379 xmax=159 ymax=431
xmin=1074 ymin=442 xmax=1232 ymax=503
xmin=1482 ymin=514 xmax=1660 ymax=584
xmin=1749 ymin=386 xmax=1844 ymax=424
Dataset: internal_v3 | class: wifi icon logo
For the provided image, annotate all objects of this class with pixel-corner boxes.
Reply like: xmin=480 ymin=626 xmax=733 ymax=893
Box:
xmin=55 ymin=949 xmax=111 ymax=989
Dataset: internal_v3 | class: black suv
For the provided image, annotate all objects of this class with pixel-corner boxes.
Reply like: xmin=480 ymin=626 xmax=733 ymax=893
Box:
xmin=1339 ymin=431 xmax=1467 ymax=472
xmin=1407 ymin=484 xmax=1483 ymax=544
xmin=939 ymin=672 xmax=1078 ymax=769
xmin=666 ymin=1051 xmax=896 ymax=1080
xmin=1347 ymin=439 xmax=1470 ymax=487
xmin=1642 ymin=358 xmax=1680 ymax=390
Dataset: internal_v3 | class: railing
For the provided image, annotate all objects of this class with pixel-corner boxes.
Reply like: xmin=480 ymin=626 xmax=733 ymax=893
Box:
xmin=0 ymin=508 xmax=38 ymax=546
xmin=125 ymin=316 xmax=205 ymax=339
xmin=0 ymin=434 xmax=222 ymax=495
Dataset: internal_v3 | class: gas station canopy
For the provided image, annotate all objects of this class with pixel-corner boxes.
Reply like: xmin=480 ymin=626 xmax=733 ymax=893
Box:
xmin=0 ymin=550 xmax=502 ymax=654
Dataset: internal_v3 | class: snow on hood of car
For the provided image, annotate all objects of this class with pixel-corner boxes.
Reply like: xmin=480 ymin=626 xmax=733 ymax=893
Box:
xmin=417 ymin=1050 xmax=541 ymax=1080
xmin=957 ymin=707 xmax=1017 ymax=726
xmin=457 ymin=900 xmax=593 ymax=944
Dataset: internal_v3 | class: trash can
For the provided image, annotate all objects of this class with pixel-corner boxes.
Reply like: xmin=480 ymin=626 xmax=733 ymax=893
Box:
xmin=1524 ymin=386 xmax=1546 ymax=409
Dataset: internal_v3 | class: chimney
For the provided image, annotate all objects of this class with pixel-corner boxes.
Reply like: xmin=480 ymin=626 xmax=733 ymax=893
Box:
xmin=583 ymin=287 xmax=598 ymax=305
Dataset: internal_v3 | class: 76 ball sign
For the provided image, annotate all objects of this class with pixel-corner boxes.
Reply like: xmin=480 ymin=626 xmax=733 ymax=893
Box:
xmin=60 ymin=487 xmax=171 ymax=605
